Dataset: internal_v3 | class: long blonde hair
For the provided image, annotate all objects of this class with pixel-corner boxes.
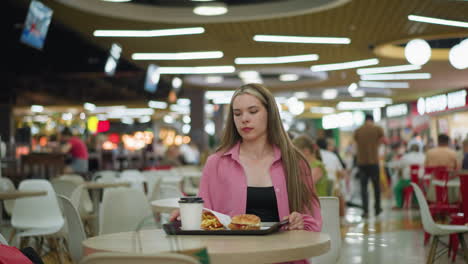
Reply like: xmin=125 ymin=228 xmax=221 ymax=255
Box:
xmin=217 ymin=83 xmax=319 ymax=213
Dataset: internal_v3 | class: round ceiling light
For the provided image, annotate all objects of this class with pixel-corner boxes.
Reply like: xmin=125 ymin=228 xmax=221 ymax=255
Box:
xmin=449 ymin=39 xmax=468 ymax=70
xmin=193 ymin=2 xmax=228 ymax=16
xmin=405 ymin=39 xmax=431 ymax=66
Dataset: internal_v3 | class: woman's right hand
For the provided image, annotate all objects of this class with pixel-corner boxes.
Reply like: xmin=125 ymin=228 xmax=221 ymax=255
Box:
xmin=169 ymin=209 xmax=181 ymax=222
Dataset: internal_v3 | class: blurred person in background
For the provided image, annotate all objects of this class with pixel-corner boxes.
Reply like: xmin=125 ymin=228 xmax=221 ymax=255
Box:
xmin=387 ymin=143 xmax=425 ymax=209
xmin=408 ymin=132 xmax=424 ymax=153
xmin=425 ymin=134 xmax=458 ymax=170
xmin=180 ymin=141 xmax=200 ymax=165
xmin=60 ymin=127 xmax=89 ymax=174
xmin=317 ymin=138 xmax=347 ymax=217
xmin=354 ymin=114 xmax=385 ymax=218
xmin=153 ymin=138 xmax=167 ymax=162
xmin=159 ymin=145 xmax=185 ymax=167
xmin=293 ymin=135 xmax=329 ymax=196
xmin=461 ymin=138 xmax=468 ymax=170
xmin=326 ymin=138 xmax=347 ymax=169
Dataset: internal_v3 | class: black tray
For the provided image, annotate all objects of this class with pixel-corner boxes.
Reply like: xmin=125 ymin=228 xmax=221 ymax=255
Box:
xmin=163 ymin=219 xmax=289 ymax=236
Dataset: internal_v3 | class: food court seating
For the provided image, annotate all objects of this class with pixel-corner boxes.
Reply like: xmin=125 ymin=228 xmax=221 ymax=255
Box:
xmin=79 ymin=252 xmax=201 ymax=264
xmin=0 ymin=177 xmax=16 ymax=216
xmin=58 ymin=195 xmax=87 ymax=264
xmin=11 ymin=179 xmax=66 ymax=261
xmin=92 ymin=170 xmax=118 ymax=183
xmin=141 ymin=170 xmax=163 ymax=201
xmin=402 ymin=164 xmax=421 ymax=209
xmin=99 ymin=187 xmax=155 ymax=235
xmin=119 ymin=170 xmax=147 ymax=193
xmin=448 ymin=171 xmax=468 ymax=262
xmin=411 ymin=182 xmax=468 ymax=263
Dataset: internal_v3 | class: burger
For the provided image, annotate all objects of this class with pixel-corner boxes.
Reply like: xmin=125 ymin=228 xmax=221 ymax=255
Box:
xmin=228 ymin=214 xmax=261 ymax=230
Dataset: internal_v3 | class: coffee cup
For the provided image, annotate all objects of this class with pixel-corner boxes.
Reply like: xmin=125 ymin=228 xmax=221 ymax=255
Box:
xmin=178 ymin=197 xmax=204 ymax=230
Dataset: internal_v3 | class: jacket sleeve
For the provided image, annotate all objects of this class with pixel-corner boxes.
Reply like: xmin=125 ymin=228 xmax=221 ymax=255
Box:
xmin=302 ymin=196 xmax=322 ymax=232
xmin=197 ymin=154 xmax=218 ymax=210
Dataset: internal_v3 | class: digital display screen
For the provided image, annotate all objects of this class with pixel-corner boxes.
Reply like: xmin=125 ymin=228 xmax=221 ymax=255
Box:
xmin=20 ymin=0 xmax=53 ymax=50
xmin=144 ymin=64 xmax=160 ymax=93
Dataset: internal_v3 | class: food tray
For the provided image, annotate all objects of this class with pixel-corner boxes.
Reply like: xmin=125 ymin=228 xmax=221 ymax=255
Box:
xmin=163 ymin=219 xmax=289 ymax=236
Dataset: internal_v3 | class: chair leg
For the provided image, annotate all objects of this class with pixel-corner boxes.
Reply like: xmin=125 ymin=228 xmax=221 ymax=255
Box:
xmin=8 ymin=229 xmax=16 ymax=245
xmin=427 ymin=236 xmax=438 ymax=264
xmin=457 ymin=233 xmax=468 ymax=264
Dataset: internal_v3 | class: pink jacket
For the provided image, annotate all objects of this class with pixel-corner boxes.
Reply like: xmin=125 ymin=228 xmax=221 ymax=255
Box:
xmin=198 ymin=142 xmax=322 ymax=264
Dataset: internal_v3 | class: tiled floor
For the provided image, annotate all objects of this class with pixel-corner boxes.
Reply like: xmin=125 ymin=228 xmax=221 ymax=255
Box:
xmin=338 ymin=200 xmax=466 ymax=264
xmin=2 ymin=198 xmax=468 ymax=264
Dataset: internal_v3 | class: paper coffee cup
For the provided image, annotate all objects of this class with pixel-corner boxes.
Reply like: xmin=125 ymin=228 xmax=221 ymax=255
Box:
xmin=178 ymin=197 xmax=204 ymax=230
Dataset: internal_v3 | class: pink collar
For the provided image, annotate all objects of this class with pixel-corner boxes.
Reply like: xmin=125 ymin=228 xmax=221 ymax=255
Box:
xmin=222 ymin=141 xmax=282 ymax=164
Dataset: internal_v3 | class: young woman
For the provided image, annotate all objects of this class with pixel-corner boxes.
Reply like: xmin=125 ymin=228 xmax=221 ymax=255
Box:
xmin=293 ymin=135 xmax=329 ymax=197
xmin=172 ymin=83 xmax=322 ymax=235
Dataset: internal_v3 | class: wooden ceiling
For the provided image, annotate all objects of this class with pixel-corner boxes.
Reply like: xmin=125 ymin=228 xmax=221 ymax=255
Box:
xmin=9 ymin=0 xmax=468 ymax=105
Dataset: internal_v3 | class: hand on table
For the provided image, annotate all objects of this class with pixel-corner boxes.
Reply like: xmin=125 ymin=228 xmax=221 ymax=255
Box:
xmin=169 ymin=209 xmax=181 ymax=222
xmin=283 ymin=211 xmax=304 ymax=230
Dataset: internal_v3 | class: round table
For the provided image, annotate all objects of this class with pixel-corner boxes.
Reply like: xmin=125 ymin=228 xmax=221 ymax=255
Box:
xmin=82 ymin=229 xmax=330 ymax=264
xmin=151 ymin=198 xmax=179 ymax=214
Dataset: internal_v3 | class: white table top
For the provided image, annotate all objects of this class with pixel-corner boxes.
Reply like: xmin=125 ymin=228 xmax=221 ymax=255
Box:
xmin=82 ymin=228 xmax=330 ymax=264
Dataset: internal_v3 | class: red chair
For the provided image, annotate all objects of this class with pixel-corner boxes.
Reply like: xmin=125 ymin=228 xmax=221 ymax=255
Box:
xmin=403 ymin=164 xmax=421 ymax=209
xmin=424 ymin=166 xmax=460 ymax=245
xmin=449 ymin=171 xmax=468 ymax=262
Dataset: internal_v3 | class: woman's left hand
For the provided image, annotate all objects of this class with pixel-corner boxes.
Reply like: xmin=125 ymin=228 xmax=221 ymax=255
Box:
xmin=283 ymin=211 xmax=304 ymax=230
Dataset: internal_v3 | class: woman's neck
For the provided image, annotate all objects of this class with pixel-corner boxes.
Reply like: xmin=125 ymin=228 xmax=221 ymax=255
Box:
xmin=240 ymin=136 xmax=273 ymax=160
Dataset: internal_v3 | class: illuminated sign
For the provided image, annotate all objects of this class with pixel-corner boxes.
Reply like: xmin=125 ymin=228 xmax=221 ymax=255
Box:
xmin=386 ymin=104 xmax=408 ymax=118
xmin=322 ymin=111 xmax=365 ymax=129
xmin=417 ymin=89 xmax=467 ymax=115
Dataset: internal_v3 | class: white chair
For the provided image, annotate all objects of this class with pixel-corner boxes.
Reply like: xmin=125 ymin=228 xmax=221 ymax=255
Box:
xmin=0 ymin=232 xmax=8 ymax=245
xmin=58 ymin=195 xmax=87 ymax=264
xmin=11 ymin=180 xmax=65 ymax=250
xmin=59 ymin=174 xmax=86 ymax=185
xmin=119 ymin=170 xmax=147 ymax=193
xmin=310 ymin=197 xmax=341 ymax=264
xmin=79 ymin=252 xmax=200 ymax=264
xmin=58 ymin=176 xmax=93 ymax=215
xmin=411 ymin=182 xmax=468 ymax=263
xmin=142 ymin=171 xmax=163 ymax=201
xmin=99 ymin=187 xmax=155 ymax=235
xmin=93 ymin=171 xmax=118 ymax=183
xmin=51 ymin=179 xmax=78 ymax=198
xmin=0 ymin=177 xmax=16 ymax=216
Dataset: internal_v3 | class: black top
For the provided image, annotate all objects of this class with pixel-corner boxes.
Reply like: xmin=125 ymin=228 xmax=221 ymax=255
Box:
xmin=246 ymin=186 xmax=280 ymax=222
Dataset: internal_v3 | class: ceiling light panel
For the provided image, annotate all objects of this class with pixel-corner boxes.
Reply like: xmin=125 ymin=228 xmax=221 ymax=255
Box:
xmin=93 ymin=27 xmax=205 ymax=37
xmin=234 ymin=54 xmax=319 ymax=64
xmin=358 ymin=81 xmax=409 ymax=89
xmin=193 ymin=2 xmax=228 ymax=16
xmin=322 ymin=89 xmax=338 ymax=100
xmin=356 ymin=65 xmax=421 ymax=75
xmin=253 ymin=35 xmax=351 ymax=44
xmin=279 ymin=74 xmax=299 ymax=82
xmin=408 ymin=15 xmax=468 ymax=28
xmin=360 ymin=73 xmax=431 ymax=81
xmin=337 ymin=101 xmax=386 ymax=110
xmin=132 ymin=51 xmax=223 ymax=60
xmin=311 ymin=58 xmax=379 ymax=72
xmin=158 ymin=66 xmax=235 ymax=74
